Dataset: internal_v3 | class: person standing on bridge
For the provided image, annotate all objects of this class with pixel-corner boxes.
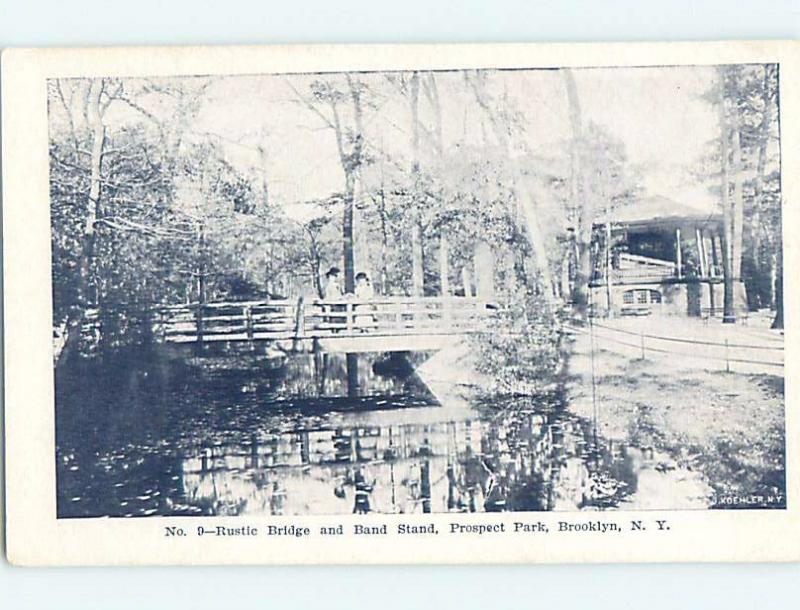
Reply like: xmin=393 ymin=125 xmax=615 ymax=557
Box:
xmin=324 ymin=267 xmax=344 ymax=330
xmin=354 ymin=272 xmax=376 ymax=330
xmin=324 ymin=267 xmax=343 ymax=300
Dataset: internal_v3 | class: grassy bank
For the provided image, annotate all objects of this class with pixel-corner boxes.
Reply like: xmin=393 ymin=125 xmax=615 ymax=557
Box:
xmin=566 ymin=332 xmax=786 ymax=508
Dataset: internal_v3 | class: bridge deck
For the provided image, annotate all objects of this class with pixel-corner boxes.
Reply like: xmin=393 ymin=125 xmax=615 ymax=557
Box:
xmin=151 ymin=296 xmax=497 ymax=352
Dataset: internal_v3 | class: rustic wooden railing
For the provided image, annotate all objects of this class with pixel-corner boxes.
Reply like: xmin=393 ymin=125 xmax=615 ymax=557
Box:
xmin=153 ymin=296 xmax=499 ymax=345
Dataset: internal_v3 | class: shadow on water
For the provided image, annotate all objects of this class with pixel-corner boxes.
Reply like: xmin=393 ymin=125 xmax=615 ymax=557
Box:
xmin=56 ymin=344 xmax=712 ymax=517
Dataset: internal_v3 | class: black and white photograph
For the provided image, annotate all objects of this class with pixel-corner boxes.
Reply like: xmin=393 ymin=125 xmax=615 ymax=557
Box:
xmin=46 ymin=61 xmax=786 ymax=520
xmin=4 ymin=0 xmax=800 ymax=601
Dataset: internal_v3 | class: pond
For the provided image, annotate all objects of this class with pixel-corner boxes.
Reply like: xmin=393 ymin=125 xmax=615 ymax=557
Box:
xmin=55 ymin=345 xmax=712 ymax=517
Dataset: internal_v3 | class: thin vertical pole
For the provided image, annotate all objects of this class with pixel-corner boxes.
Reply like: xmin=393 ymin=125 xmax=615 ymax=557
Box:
xmin=588 ymin=290 xmax=599 ymax=449
xmin=440 ymin=235 xmax=451 ymax=329
xmin=245 ymin=305 xmax=254 ymax=341
xmin=605 ymin=222 xmax=614 ymax=318
xmin=462 ymin=267 xmax=473 ymax=298
xmin=710 ymin=233 xmax=720 ymax=277
xmin=293 ymin=296 xmax=305 ymax=351
xmin=196 ymin=221 xmax=206 ymax=352
xmin=411 ymin=223 xmax=424 ymax=297
xmin=346 ymin=302 xmax=354 ymax=335
xmin=696 ymin=228 xmax=707 ymax=277
xmin=439 ymin=235 xmax=450 ymax=296
xmin=421 ymin=458 xmax=432 ymax=514
xmin=159 ymin=309 xmax=167 ymax=342
xmin=640 ymin=330 xmax=646 ymax=360
xmin=725 ymin=338 xmax=730 ymax=372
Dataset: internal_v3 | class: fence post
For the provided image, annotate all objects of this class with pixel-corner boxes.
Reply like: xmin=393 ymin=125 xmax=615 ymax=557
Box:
xmin=245 ymin=305 xmax=254 ymax=341
xmin=640 ymin=329 xmax=646 ymax=360
xmin=346 ymin=302 xmax=355 ymax=335
xmin=725 ymin=338 xmax=730 ymax=372
xmin=159 ymin=308 xmax=167 ymax=342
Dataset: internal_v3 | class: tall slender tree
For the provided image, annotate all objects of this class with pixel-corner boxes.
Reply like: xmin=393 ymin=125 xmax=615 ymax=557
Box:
xmin=464 ymin=71 xmax=554 ymax=301
xmin=717 ymin=68 xmax=737 ymax=324
xmin=289 ymin=75 xmax=366 ymax=293
xmin=562 ymin=69 xmax=593 ymax=318
xmin=59 ymin=78 xmax=108 ymax=364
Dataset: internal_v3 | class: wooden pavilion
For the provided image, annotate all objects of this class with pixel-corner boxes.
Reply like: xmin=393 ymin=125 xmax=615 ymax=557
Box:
xmin=587 ymin=196 xmax=746 ymax=318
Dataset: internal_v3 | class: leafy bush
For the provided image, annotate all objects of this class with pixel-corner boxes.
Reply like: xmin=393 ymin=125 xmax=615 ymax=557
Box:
xmin=472 ymin=287 xmax=565 ymax=398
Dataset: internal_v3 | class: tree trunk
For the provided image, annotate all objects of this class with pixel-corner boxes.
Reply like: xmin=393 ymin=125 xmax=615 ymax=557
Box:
xmin=718 ymin=71 xmax=736 ymax=324
xmin=309 ymin=235 xmax=324 ymax=299
xmin=604 ymin=222 xmax=614 ymax=317
xmin=424 ymin=73 xmax=444 ymax=155
xmin=196 ymin=224 xmax=207 ymax=351
xmin=474 ymin=241 xmax=495 ymax=300
xmin=411 ymin=223 xmax=424 ymax=296
xmin=343 ymin=172 xmax=356 ymax=293
xmin=465 ymin=71 xmax=554 ymax=302
xmin=378 ymin=185 xmax=390 ymax=295
xmin=313 ymin=266 xmax=324 ymax=300
xmin=410 ymin=72 xmax=420 ymax=169
xmin=563 ymin=69 xmax=593 ymax=318
xmin=515 ymin=188 xmax=554 ymax=298
xmin=341 ymin=76 xmax=365 ymax=294
xmin=439 ymin=235 xmax=450 ymax=296
xmin=772 ymin=247 xmax=783 ymax=329
xmin=731 ymin=128 xmax=745 ymax=281
xmin=59 ymin=78 xmax=106 ymax=365
xmin=750 ymin=65 xmax=775 ymax=308
xmin=409 ymin=72 xmax=424 ymax=297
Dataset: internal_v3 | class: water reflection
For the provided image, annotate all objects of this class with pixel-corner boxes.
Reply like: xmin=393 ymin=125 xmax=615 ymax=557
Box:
xmin=55 ymin=347 xmax=711 ymax=517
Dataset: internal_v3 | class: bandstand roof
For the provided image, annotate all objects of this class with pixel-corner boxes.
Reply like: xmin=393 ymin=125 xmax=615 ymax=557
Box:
xmin=594 ymin=195 xmax=722 ymax=230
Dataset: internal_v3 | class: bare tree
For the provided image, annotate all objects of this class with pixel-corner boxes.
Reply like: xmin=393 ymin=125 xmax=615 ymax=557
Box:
xmin=288 ymin=75 xmax=366 ymax=293
xmin=464 ymin=71 xmax=555 ymax=302
xmin=59 ymin=78 xmax=110 ymax=364
xmin=562 ymin=69 xmax=593 ymax=318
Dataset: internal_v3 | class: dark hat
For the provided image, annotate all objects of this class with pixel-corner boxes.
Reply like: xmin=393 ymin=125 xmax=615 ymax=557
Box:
xmin=326 ymin=267 xmax=341 ymax=277
xmin=355 ymin=272 xmax=369 ymax=281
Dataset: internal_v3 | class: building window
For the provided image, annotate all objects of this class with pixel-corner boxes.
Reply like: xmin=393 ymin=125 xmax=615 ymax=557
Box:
xmin=623 ymin=289 xmax=663 ymax=305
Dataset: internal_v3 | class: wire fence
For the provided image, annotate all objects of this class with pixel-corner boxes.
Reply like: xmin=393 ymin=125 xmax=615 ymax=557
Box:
xmin=566 ymin=322 xmax=784 ymax=370
xmin=589 ymin=321 xmax=784 ymax=351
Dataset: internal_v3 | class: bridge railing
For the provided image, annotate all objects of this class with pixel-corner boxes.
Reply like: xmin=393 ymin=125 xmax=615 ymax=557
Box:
xmin=155 ymin=300 xmax=299 ymax=343
xmin=305 ymin=296 xmax=497 ymax=337
xmin=153 ymin=296 xmax=499 ymax=344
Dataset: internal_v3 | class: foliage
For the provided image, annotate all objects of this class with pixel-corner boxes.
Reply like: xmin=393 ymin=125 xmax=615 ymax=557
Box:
xmin=696 ymin=64 xmax=782 ymax=313
xmin=50 ymin=66 xmax=774 ymax=358
xmin=472 ymin=287 xmax=565 ymax=398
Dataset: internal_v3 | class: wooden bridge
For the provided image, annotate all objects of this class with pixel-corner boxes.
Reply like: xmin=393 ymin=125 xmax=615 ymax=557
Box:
xmin=148 ymin=295 xmax=499 ymax=353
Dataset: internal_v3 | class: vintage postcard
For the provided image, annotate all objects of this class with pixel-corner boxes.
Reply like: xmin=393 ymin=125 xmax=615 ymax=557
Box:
xmin=2 ymin=41 xmax=799 ymax=565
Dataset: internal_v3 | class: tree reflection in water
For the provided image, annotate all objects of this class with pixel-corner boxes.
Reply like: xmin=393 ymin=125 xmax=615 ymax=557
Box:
xmin=56 ymin=347 xmax=709 ymax=518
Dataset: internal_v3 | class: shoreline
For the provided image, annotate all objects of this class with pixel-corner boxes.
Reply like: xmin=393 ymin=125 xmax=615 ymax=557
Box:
xmin=565 ymin=321 xmax=785 ymax=509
